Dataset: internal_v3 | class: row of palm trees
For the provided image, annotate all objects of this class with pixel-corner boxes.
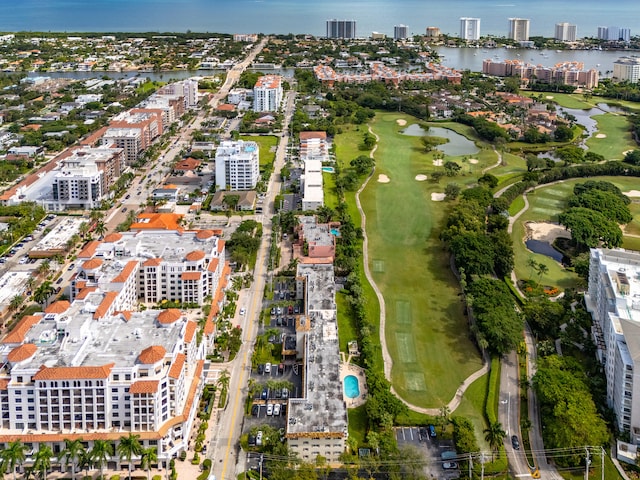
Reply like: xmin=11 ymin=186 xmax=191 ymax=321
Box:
xmin=0 ymin=434 xmax=159 ymax=480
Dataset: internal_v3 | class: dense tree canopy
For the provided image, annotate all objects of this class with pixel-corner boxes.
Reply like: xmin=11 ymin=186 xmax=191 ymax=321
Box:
xmin=559 ymin=207 xmax=622 ymax=248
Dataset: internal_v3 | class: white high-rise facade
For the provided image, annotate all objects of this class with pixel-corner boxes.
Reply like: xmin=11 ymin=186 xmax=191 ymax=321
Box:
xmin=613 ymin=56 xmax=640 ymax=84
xmin=253 ymin=75 xmax=283 ymax=112
xmin=508 ymin=18 xmax=530 ymax=42
xmin=598 ymin=26 xmax=631 ymax=42
xmin=555 ymin=22 xmax=577 ymax=42
xmin=459 ymin=18 xmax=481 ymax=41
xmin=394 ymin=24 xmax=409 ymax=40
xmin=215 ymin=140 xmax=260 ymax=191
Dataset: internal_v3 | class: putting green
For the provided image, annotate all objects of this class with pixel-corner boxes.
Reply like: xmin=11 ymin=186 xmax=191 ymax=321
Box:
xmin=360 ymin=113 xmax=483 ymax=407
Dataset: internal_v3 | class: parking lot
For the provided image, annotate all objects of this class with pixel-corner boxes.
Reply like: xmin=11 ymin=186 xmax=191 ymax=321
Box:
xmin=394 ymin=427 xmax=461 ymax=480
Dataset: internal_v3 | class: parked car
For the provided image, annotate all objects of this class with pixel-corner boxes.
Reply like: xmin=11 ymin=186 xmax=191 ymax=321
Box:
xmin=278 ymin=363 xmax=285 ymax=374
xmin=273 ymin=404 xmax=281 ymax=416
xmin=266 ymin=404 xmax=274 ymax=416
xmin=511 ymin=435 xmax=520 ymax=450
xmin=261 ymin=388 xmax=268 ymax=400
xmin=264 ymin=362 xmax=271 ymax=374
xmin=428 ymin=424 xmax=436 ymax=438
xmin=239 ymin=308 xmax=246 ymax=316
xmin=256 ymin=431 xmax=263 ymax=446
xmin=248 ymin=434 xmax=256 ymax=446
xmin=251 ymin=405 xmax=259 ymax=416
xmin=257 ymin=364 xmax=265 ymax=375
xmin=282 ymin=387 xmax=289 ymax=399
xmin=443 ymin=462 xmax=458 ymax=470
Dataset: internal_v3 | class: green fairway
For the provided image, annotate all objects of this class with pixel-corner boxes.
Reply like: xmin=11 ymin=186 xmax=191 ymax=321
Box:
xmin=360 ymin=112 xmax=483 ymax=407
xmin=585 ymin=114 xmax=636 ymax=160
xmin=239 ymin=135 xmax=278 ymax=166
xmin=511 ymin=176 xmax=640 ymax=289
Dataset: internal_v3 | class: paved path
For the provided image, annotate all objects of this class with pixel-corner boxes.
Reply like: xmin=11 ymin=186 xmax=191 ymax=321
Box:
xmin=482 ymin=146 xmax=503 ymax=174
xmin=356 ymin=126 xmax=489 ymax=416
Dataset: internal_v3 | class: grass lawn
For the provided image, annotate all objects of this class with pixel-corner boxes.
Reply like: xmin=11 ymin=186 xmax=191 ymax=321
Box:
xmin=336 ymin=291 xmax=359 ymax=354
xmin=511 ymin=176 xmax=640 ymax=290
xmin=348 ymin=405 xmax=368 ymax=446
xmin=585 ymin=114 xmax=636 ymax=160
xmin=452 ymin=372 xmax=491 ymax=450
xmin=508 ymin=196 xmax=526 ymax=216
xmin=239 ymin=135 xmax=278 ymax=167
xmin=360 ymin=112 xmax=484 ymax=408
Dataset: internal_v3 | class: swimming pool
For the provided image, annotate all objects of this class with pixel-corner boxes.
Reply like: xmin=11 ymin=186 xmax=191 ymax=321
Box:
xmin=344 ymin=375 xmax=360 ymax=399
xmin=330 ymin=228 xmax=341 ymax=237
xmin=322 ymin=166 xmax=335 ymax=173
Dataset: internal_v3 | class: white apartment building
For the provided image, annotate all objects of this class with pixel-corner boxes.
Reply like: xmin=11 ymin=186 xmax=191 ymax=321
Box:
xmin=613 ymin=56 xmax=640 ymax=84
xmin=508 ymin=18 xmax=530 ymax=42
xmin=555 ymin=22 xmax=577 ymax=42
xmin=102 ymin=128 xmax=142 ymax=164
xmin=460 ymin=18 xmax=481 ymax=41
xmin=72 ymin=229 xmax=226 ymax=307
xmin=51 ymin=145 xmax=125 ymax=211
xmin=0 ymin=301 xmax=204 ymax=467
xmin=598 ymin=26 xmax=631 ymax=42
xmin=585 ymin=248 xmax=640 ymax=439
xmin=301 ymin=160 xmax=324 ymax=211
xmin=326 ymin=19 xmax=356 ymax=39
xmin=286 ymin=263 xmax=347 ymax=463
xmin=394 ymin=24 xmax=409 ymax=40
xmin=214 ymin=140 xmax=260 ymax=191
xmin=299 ymin=131 xmax=329 ymax=163
xmin=157 ymin=79 xmax=199 ymax=109
xmin=253 ymin=75 xmax=283 ymax=112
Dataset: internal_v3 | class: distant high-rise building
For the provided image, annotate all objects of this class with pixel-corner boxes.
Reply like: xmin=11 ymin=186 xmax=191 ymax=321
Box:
xmin=508 ymin=18 xmax=530 ymax=42
xmin=253 ymin=74 xmax=283 ymax=112
xmin=426 ymin=26 xmax=441 ymax=38
xmin=555 ymin=22 xmax=577 ymax=42
xmin=459 ymin=17 xmax=481 ymax=41
xmin=613 ymin=56 xmax=640 ymax=83
xmin=326 ymin=19 xmax=356 ymax=39
xmin=394 ymin=24 xmax=409 ymax=40
xmin=598 ymin=26 xmax=631 ymax=42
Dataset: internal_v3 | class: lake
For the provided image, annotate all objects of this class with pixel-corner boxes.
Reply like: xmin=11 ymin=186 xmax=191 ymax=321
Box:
xmin=402 ymin=124 xmax=479 ymax=156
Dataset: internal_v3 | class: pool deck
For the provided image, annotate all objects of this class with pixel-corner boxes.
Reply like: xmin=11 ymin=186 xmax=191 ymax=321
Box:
xmin=340 ymin=355 xmax=368 ymax=408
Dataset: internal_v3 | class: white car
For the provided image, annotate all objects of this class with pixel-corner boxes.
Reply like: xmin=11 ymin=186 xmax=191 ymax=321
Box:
xmin=273 ymin=403 xmax=281 ymax=416
xmin=264 ymin=362 xmax=271 ymax=374
xmin=266 ymin=404 xmax=274 ymax=416
xmin=239 ymin=308 xmax=246 ymax=316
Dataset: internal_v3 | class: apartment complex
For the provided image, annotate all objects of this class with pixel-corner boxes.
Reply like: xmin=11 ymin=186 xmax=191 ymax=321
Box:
xmin=585 ymin=248 xmax=640 ymax=440
xmin=393 ymin=24 xmax=409 ymax=40
xmin=51 ymin=145 xmax=125 ymax=211
xmin=460 ymin=18 xmax=481 ymax=41
xmin=301 ymin=160 xmax=324 ymax=212
xmin=508 ymin=18 xmax=530 ymax=42
xmin=482 ymin=59 xmax=599 ymax=89
xmin=598 ymin=26 xmax=631 ymax=43
xmin=286 ymin=262 xmax=347 ymax=463
xmin=253 ymin=75 xmax=283 ymax=112
xmin=102 ymin=128 xmax=142 ymax=165
xmin=214 ymin=140 xmax=260 ymax=191
xmin=299 ymin=131 xmax=329 ymax=163
xmin=326 ymin=19 xmax=356 ymax=39
xmin=555 ymin=22 xmax=577 ymax=42
xmin=613 ymin=56 xmax=640 ymax=84
xmin=156 ymin=79 xmax=199 ymax=109
xmin=0 ymin=226 xmax=229 ymax=466
xmin=294 ymin=216 xmax=336 ymax=263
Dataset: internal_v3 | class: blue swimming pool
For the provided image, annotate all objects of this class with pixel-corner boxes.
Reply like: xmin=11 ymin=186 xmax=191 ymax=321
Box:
xmin=344 ymin=375 xmax=360 ymax=399
xmin=322 ymin=166 xmax=335 ymax=173
xmin=330 ymin=228 xmax=341 ymax=237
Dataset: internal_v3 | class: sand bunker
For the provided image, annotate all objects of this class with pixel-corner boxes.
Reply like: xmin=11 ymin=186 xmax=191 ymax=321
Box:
xmin=433 ymin=159 xmax=443 ymax=166
xmin=415 ymin=174 xmax=428 ymax=181
xmin=623 ymin=150 xmax=634 ymax=155
xmin=378 ymin=174 xmax=390 ymax=183
xmin=525 ymin=222 xmax=571 ymax=243
xmin=624 ymin=190 xmax=640 ymax=198
xmin=545 ymin=95 xmax=554 ymax=99
xmin=396 ymin=119 xmax=407 ymax=126
xmin=468 ymin=159 xmax=479 ymax=164
xmin=431 ymin=192 xmax=446 ymax=201
xmin=595 ymin=133 xmax=607 ymax=138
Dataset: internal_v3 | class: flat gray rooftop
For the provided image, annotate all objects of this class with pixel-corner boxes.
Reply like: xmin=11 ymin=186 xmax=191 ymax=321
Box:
xmin=299 ymin=216 xmax=333 ymax=249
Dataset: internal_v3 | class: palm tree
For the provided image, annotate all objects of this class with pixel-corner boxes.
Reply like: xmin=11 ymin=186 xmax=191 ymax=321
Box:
xmin=9 ymin=295 xmax=24 ymax=312
xmin=139 ymin=447 xmax=158 ymax=480
xmin=483 ymin=421 xmax=506 ymax=461
xmin=217 ymin=369 xmax=230 ymax=392
xmin=94 ymin=221 xmax=107 ymax=239
xmin=90 ymin=209 xmax=104 ymax=223
xmin=61 ymin=439 xmax=85 ymax=480
xmin=79 ymin=221 xmax=90 ymax=239
xmin=90 ymin=440 xmax=113 ymax=480
xmin=33 ymin=281 xmax=54 ymax=306
xmin=0 ymin=440 xmax=28 ymax=480
xmin=37 ymin=260 xmax=51 ymax=278
xmin=26 ymin=276 xmax=37 ymax=292
xmin=78 ymin=450 xmax=93 ymax=479
xmin=33 ymin=445 xmax=53 ymax=480
xmin=537 ymin=263 xmax=549 ymax=281
xmin=438 ymin=405 xmax=451 ymax=434
xmin=117 ymin=434 xmax=142 ymax=480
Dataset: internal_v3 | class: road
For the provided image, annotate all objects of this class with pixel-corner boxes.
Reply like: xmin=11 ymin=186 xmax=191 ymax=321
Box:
xmin=209 ymin=88 xmax=296 ymax=480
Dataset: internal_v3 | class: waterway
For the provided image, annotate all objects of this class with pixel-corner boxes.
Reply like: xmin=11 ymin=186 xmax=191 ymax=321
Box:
xmin=402 ymin=123 xmax=479 ymax=156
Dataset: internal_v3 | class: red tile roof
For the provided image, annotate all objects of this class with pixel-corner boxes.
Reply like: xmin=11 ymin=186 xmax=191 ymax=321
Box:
xmin=174 ymin=158 xmax=201 ymax=171
xmin=168 ymin=353 xmax=186 ymax=379
xmin=93 ymin=291 xmax=118 ymax=320
xmin=157 ymin=309 xmax=181 ymax=325
xmin=103 ymin=233 xmax=123 ymax=242
xmin=138 ymin=345 xmax=166 ymax=364
xmin=217 ymin=239 xmax=225 ymax=253
xmin=45 ymin=301 xmax=70 ymax=314
xmin=82 ymin=258 xmax=103 ymax=270
xmin=184 ymin=321 xmax=197 ymax=343
xmin=1 ymin=315 xmax=41 ymax=344
xmin=34 ymin=363 xmax=114 ymax=380
xmin=181 ymin=271 xmax=201 ymax=281
xmin=78 ymin=241 xmax=101 ymax=258
xmin=299 ymin=131 xmax=327 ymax=140
xmin=129 ymin=380 xmax=159 ymax=394
xmin=7 ymin=343 xmax=37 ymax=362
xmin=185 ymin=250 xmax=205 ymax=261
xmin=143 ymin=258 xmax=163 ymax=267
xmin=196 ymin=230 xmax=214 ymax=240
xmin=130 ymin=213 xmax=183 ymax=232
xmin=0 ymin=379 xmax=8 ymax=391
xmin=207 ymin=257 xmax=220 ymax=273
xmin=75 ymin=286 xmax=98 ymax=300
xmin=112 ymin=260 xmax=138 ymax=283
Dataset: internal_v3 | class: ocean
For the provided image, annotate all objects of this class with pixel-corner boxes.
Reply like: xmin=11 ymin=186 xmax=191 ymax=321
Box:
xmin=2 ymin=0 xmax=640 ymax=38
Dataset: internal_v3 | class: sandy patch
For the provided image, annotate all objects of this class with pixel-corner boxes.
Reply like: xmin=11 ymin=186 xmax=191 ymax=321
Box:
xmin=433 ymin=159 xmax=443 ymax=166
xmin=624 ymin=190 xmax=640 ymax=198
xmin=415 ymin=174 xmax=428 ymax=181
xmin=595 ymin=133 xmax=607 ymax=138
xmin=378 ymin=174 xmax=390 ymax=183
xmin=623 ymin=150 xmax=634 ymax=155
xmin=468 ymin=158 xmax=479 ymax=164
xmin=396 ymin=119 xmax=407 ymax=126
xmin=545 ymin=95 xmax=554 ymax=99
xmin=431 ymin=192 xmax=446 ymax=201
xmin=525 ymin=221 xmax=571 ymax=243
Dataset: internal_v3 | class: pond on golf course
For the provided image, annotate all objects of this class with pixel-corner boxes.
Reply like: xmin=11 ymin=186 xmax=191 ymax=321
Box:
xmin=402 ymin=124 xmax=480 ymax=156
